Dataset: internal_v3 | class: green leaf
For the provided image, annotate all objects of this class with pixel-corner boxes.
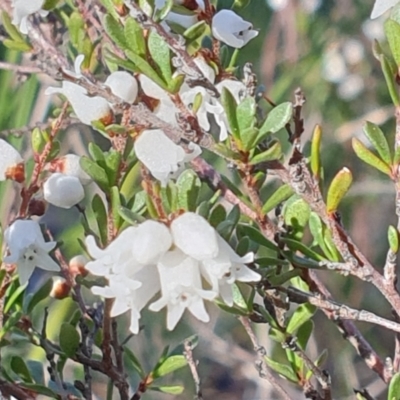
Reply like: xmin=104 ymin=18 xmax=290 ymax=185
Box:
xmin=183 ymin=20 xmax=208 ymax=40
xmin=286 ymin=303 xmax=316 ymax=334
xmin=262 ymin=184 xmax=294 ymax=214
xmin=221 ymin=87 xmax=240 ymax=140
xmin=124 ymin=346 xmax=146 ymax=378
xmin=258 ymin=102 xmax=292 ymax=141
xmin=385 ymin=19 xmax=400 ymax=66
xmin=176 ymin=170 xmax=201 ymax=211
xmin=264 ymin=357 xmax=298 ymax=383
xmin=2 ymin=11 xmax=26 ymax=42
xmin=154 ymin=0 xmax=174 ymax=21
xmin=4 ymin=284 xmax=25 ymax=313
xmin=388 ymin=372 xmax=400 ymax=400
xmin=148 ymin=31 xmax=172 ymax=83
xmin=363 ymin=121 xmax=391 ymax=165
xmin=23 ymin=278 xmax=52 ymax=314
xmin=124 ymin=17 xmax=146 ymax=56
xmin=249 ymin=141 xmax=282 ymax=164
xmin=59 ymin=323 xmax=80 ymax=358
xmin=388 ymin=225 xmax=399 ymax=253
xmin=26 ymin=361 xmax=44 ymax=385
xmin=104 ymin=14 xmax=127 ymax=50
xmin=380 ymin=54 xmax=400 ymax=106
xmin=0 ymin=310 xmax=23 ymax=339
xmin=88 ymin=143 xmax=106 ymax=165
xmin=118 ymin=206 xmax=145 ymax=225
xmin=104 ymin=50 xmax=141 ymax=73
xmin=281 ymin=238 xmax=325 ymax=261
xmin=233 ymin=0 xmax=251 ymax=9
xmin=105 ymin=149 xmax=122 ymax=187
xmin=68 ymin=12 xmax=85 ymax=50
xmin=99 ymin=0 xmax=120 ymax=20
xmin=80 ymin=156 xmax=110 ymax=192
xmin=111 ymin=186 xmax=123 ymax=230
xmin=326 ymin=167 xmax=353 ymax=213
xmin=125 ymin=50 xmax=169 ymax=90
xmin=11 ymin=356 xmax=33 ymax=383
xmin=237 ymin=224 xmax=279 ymax=251
xmin=352 ymin=138 xmax=392 ymax=175
xmin=240 ymin=127 xmax=259 ymax=151
xmin=311 ymin=124 xmax=322 ymax=178
xmin=92 ymin=194 xmax=108 ymax=246
xmin=237 ymin=97 xmax=256 ymax=133
xmin=283 ymin=195 xmax=311 ymax=239
xmin=2 ymin=39 xmax=31 ymax=52
xmin=20 ymin=383 xmax=58 ymax=398
xmin=209 ymin=204 xmax=227 ymax=227
xmin=45 ymin=140 xmax=61 ymax=162
xmin=152 ymin=355 xmax=187 ymax=379
xmin=150 ymin=385 xmax=184 ymax=395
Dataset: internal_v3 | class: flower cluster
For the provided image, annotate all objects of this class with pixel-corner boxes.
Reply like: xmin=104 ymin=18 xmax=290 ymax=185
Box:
xmin=86 ymin=212 xmax=260 ymax=332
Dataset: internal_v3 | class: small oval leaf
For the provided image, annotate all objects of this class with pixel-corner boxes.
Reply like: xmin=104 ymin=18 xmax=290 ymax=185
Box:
xmin=388 ymin=225 xmax=399 ymax=253
xmin=59 ymin=323 xmax=80 ymax=358
xmin=326 ymin=167 xmax=353 ymax=213
xmin=363 ymin=121 xmax=391 ymax=165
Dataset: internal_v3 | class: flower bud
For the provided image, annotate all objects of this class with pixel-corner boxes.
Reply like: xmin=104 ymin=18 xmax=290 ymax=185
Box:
xmin=69 ymin=255 xmax=89 ymax=277
xmin=105 ymin=71 xmax=138 ymax=104
xmin=43 ymin=173 xmax=85 ymax=209
xmin=50 ymin=276 xmax=71 ymax=299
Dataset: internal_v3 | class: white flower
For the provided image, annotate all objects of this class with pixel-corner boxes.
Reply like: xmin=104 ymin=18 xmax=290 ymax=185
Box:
xmin=12 ymin=0 xmax=48 ymax=34
xmin=43 ymin=173 xmax=85 ymax=209
xmin=92 ymin=266 xmax=160 ymax=333
xmin=85 ymin=220 xmax=171 ymax=276
xmin=149 ymin=249 xmax=215 ymax=330
xmin=49 ymin=154 xmax=92 ymax=185
xmin=139 ymin=75 xmax=179 ymax=126
xmin=104 ymin=71 xmax=138 ymax=104
xmin=370 ymin=0 xmax=400 ymax=19
xmin=4 ymin=220 xmax=60 ymax=285
xmin=0 ymin=139 xmax=23 ymax=181
xmin=134 ymin=129 xmax=201 ymax=186
xmin=45 ymin=81 xmax=112 ymax=126
xmin=212 ymin=10 xmax=258 ymax=48
xmin=170 ymin=212 xmax=260 ymax=306
xmin=266 ymin=0 xmax=289 ymax=11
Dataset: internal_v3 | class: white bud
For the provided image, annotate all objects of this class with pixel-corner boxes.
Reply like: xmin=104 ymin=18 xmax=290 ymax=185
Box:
xmin=43 ymin=173 xmax=85 ymax=209
xmin=105 ymin=71 xmax=138 ymax=103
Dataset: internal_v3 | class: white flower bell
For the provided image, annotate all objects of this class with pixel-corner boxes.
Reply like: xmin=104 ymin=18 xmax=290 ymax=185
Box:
xmin=0 ymin=139 xmax=24 ymax=181
xmin=149 ymin=249 xmax=216 ymax=330
xmin=370 ymin=0 xmax=400 ymax=19
xmin=4 ymin=219 xmax=60 ymax=285
xmin=12 ymin=0 xmax=48 ymax=34
xmin=43 ymin=173 xmax=85 ymax=209
xmin=212 ymin=10 xmax=259 ymax=48
xmin=134 ymin=129 xmax=201 ymax=186
xmin=45 ymin=81 xmax=113 ymax=126
xmin=105 ymin=71 xmax=138 ymax=104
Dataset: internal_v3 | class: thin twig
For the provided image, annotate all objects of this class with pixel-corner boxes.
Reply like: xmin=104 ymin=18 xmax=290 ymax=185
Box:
xmin=183 ymin=339 xmax=203 ymax=400
xmin=238 ymin=316 xmax=292 ymax=400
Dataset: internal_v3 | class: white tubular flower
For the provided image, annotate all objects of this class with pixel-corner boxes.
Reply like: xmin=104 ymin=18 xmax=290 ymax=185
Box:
xmin=92 ymin=266 xmax=160 ymax=334
xmin=105 ymin=71 xmax=138 ymax=104
xmin=170 ymin=212 xmax=260 ymax=306
xmin=0 ymin=139 xmax=24 ymax=181
xmin=43 ymin=173 xmax=85 ymax=209
xmin=134 ymin=129 xmax=201 ymax=186
xmin=12 ymin=0 xmax=48 ymax=34
xmin=212 ymin=10 xmax=258 ymax=48
xmin=45 ymin=82 xmax=112 ymax=126
xmin=4 ymin=220 xmax=59 ymax=286
xmin=49 ymin=154 xmax=92 ymax=185
xmin=149 ymin=249 xmax=216 ymax=330
xmin=139 ymin=75 xmax=178 ymax=126
xmin=85 ymin=227 xmax=137 ymax=276
xmin=371 ymin=0 xmax=399 ymax=19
